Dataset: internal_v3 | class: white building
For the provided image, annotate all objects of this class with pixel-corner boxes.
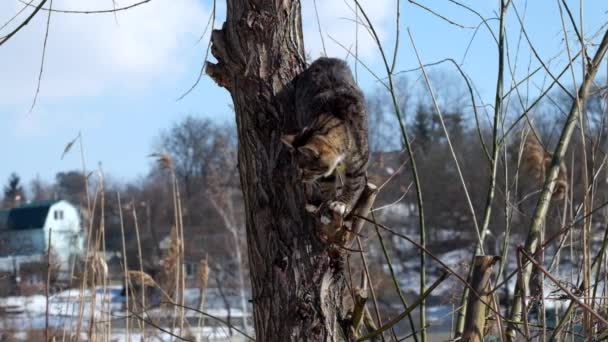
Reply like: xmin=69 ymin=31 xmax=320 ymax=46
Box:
xmin=0 ymin=200 xmax=85 ymax=279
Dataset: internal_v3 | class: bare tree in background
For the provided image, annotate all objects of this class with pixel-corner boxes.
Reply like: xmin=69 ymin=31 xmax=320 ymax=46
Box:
xmin=159 ymin=116 xmax=252 ymax=331
xmin=29 ymin=176 xmax=53 ymax=202
xmin=55 ymin=171 xmax=87 ymax=205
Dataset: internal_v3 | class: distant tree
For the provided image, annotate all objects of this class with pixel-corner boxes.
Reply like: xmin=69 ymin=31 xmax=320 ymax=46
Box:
xmin=158 ymin=116 xmax=237 ymax=199
xmin=30 ymin=176 xmax=53 ymax=202
xmin=418 ymin=70 xmax=468 ymax=113
xmin=3 ymin=172 xmax=26 ymax=208
xmin=366 ymin=76 xmax=408 ymax=151
xmin=412 ymin=104 xmax=432 ymax=151
xmin=55 ymin=171 xmax=87 ymax=204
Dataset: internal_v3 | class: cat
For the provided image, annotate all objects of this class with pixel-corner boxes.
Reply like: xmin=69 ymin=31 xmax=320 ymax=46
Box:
xmin=281 ymin=57 xmax=369 ymax=219
xmin=521 ymin=131 xmax=568 ymax=201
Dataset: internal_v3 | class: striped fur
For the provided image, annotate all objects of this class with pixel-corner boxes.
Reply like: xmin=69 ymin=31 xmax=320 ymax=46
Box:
xmin=282 ymin=58 xmax=369 ymax=215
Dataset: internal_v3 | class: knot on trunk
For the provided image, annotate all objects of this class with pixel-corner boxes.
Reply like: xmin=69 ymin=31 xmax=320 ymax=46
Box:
xmin=207 ymin=26 xmax=236 ymax=89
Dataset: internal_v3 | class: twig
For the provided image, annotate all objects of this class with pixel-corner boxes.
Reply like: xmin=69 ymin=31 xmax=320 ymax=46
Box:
xmin=313 ymin=0 xmax=327 ymax=56
xmin=516 ymin=250 xmax=530 ymax=341
xmin=510 ymin=1 xmax=574 ymax=100
xmin=393 ymin=57 xmax=492 ymax=161
xmin=129 ymin=308 xmax=193 ymax=342
xmin=132 ymin=204 xmax=146 ymax=340
xmin=356 ymin=237 xmax=387 ymax=342
xmin=408 ymin=29 xmax=483 ymax=246
xmin=351 ymin=274 xmax=368 ymax=336
xmin=352 ymin=214 xmax=517 ymax=329
xmin=407 ymin=0 xmax=474 ymax=29
xmin=501 ymin=50 xmax=582 ymax=143
xmin=177 ymin=0 xmax=216 ymax=100
xmin=363 ymin=308 xmax=382 ymax=342
xmin=489 ymin=198 xmax=608 ymax=298
xmin=550 ymin=219 xmax=608 ymax=339
xmin=45 ymin=228 xmax=52 ymax=342
xmin=447 ymin=0 xmax=498 ymax=42
xmin=519 ymin=247 xmax=608 ymax=327
xmin=370 ymin=210 xmax=419 ymax=342
xmin=357 ymin=272 xmax=450 ymax=341
xmin=327 ymin=34 xmax=388 ymax=89
xmin=457 ymin=0 xmax=508 ymax=335
xmin=372 ymin=182 xmax=412 ymax=212
xmin=17 ymin=0 xmax=152 ymax=15
xmin=165 ymin=301 xmax=256 ymax=341
xmin=351 ymin=2 xmax=429 ymax=338
xmin=0 ymin=0 xmax=47 ymax=47
xmin=0 ymin=0 xmax=36 ymax=33
xmin=116 ymin=193 xmax=130 ymax=341
xmin=390 ymin=0 xmax=400 ymax=73
xmin=506 ymin=25 xmax=608 ymax=340
xmin=556 ymin=0 xmax=593 ymax=334
xmin=376 ymin=153 xmax=409 ymax=191
xmin=29 ymin=0 xmax=53 ymax=113
xmin=461 ymin=18 xmax=499 ymax=65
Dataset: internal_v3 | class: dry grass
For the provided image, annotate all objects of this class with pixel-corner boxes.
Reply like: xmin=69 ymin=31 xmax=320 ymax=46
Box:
xmin=521 ymin=130 xmax=569 ymax=201
xmin=127 ymin=270 xmax=157 ymax=288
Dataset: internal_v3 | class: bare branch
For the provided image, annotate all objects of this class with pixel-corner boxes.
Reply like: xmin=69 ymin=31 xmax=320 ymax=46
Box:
xmin=17 ymin=0 xmax=152 ymax=15
xmin=407 ymin=0 xmax=474 ymax=29
xmin=29 ymin=0 xmax=53 ymax=113
xmin=0 ymin=0 xmax=47 ymax=47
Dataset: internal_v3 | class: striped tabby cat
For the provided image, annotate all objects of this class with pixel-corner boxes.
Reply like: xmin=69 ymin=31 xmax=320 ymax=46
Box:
xmin=282 ymin=57 xmax=369 ymax=219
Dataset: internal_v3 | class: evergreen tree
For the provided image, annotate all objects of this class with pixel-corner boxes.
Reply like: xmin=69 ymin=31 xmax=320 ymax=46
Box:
xmin=412 ymin=104 xmax=432 ymax=151
xmin=3 ymin=173 xmax=26 ymax=208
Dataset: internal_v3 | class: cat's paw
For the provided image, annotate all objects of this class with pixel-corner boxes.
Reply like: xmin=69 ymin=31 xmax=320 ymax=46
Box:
xmin=305 ymin=204 xmax=319 ymax=213
xmin=329 ymin=201 xmax=347 ymax=216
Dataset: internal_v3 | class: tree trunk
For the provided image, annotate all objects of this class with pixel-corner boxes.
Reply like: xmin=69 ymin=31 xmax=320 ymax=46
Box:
xmin=207 ymin=1 xmax=350 ymax=340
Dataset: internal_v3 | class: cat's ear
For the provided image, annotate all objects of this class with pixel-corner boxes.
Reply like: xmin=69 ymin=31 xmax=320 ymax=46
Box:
xmin=298 ymin=145 xmax=320 ymax=159
xmin=281 ymin=134 xmax=298 ymax=151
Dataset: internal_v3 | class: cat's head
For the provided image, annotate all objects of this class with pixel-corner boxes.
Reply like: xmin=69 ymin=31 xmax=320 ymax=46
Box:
xmin=282 ymin=133 xmax=341 ymax=182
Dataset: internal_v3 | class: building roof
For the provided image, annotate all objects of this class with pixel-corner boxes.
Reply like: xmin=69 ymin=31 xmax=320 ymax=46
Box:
xmin=18 ymin=200 xmax=60 ymax=209
xmin=0 ymin=200 xmax=61 ymax=231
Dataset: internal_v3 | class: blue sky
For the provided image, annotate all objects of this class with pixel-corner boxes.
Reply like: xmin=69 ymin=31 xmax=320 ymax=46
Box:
xmin=0 ymin=0 xmax=606 ymax=188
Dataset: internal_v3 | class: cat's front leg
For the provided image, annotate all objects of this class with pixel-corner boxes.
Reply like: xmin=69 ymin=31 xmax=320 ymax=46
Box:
xmin=328 ymin=201 xmax=347 ymax=216
xmin=333 ymin=172 xmax=366 ymax=217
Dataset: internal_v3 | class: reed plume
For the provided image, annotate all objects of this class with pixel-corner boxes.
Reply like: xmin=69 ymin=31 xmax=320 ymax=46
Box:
xmin=522 ymin=132 xmax=568 ymax=201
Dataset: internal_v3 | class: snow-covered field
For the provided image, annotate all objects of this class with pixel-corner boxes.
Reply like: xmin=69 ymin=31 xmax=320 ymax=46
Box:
xmin=0 ymin=226 xmax=594 ymax=340
xmin=0 ymin=286 xmax=251 ymax=341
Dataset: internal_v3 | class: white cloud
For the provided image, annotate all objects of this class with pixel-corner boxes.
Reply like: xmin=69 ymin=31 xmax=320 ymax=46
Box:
xmin=0 ymin=0 xmax=391 ymax=109
xmin=0 ymin=0 xmax=209 ymax=107
xmin=301 ymin=0 xmax=394 ymax=61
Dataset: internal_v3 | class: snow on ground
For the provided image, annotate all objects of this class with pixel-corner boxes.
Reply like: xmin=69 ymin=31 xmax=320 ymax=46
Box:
xmin=0 ymin=255 xmax=43 ymax=272
xmin=1 ymin=328 xmax=251 ymax=342
xmin=0 ymin=227 xmax=593 ymax=338
xmin=377 ymin=202 xmax=413 ymax=220
xmin=0 ymin=285 xmax=249 ymax=336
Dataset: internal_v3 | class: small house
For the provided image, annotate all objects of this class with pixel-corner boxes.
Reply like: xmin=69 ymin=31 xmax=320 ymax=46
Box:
xmin=0 ymin=200 xmax=85 ymax=281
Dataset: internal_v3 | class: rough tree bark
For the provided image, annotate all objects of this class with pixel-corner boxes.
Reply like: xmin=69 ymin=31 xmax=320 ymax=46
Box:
xmin=462 ymin=256 xmax=499 ymax=342
xmin=206 ymin=1 xmax=353 ymax=340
